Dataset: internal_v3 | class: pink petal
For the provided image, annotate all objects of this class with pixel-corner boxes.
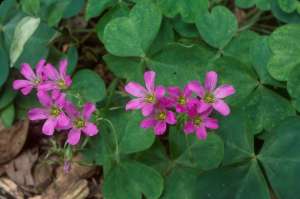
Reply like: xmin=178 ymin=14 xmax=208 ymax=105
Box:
xmin=141 ymin=103 xmax=154 ymax=116
xmin=184 ymin=121 xmax=195 ymax=134
xmin=59 ymin=59 xmax=68 ymax=77
xmin=28 ymin=108 xmax=48 ymax=120
xmin=38 ymin=82 xmax=58 ymax=91
xmin=65 ymin=100 xmax=80 ymax=118
xmin=175 ymin=104 xmax=185 ymax=113
xmin=167 ymin=86 xmax=181 ymax=97
xmin=205 ymin=71 xmax=218 ymax=91
xmin=13 ymin=80 xmax=32 ymax=90
xmin=204 ymin=118 xmax=219 ymax=129
xmin=154 ymin=121 xmax=167 ymax=135
xmin=42 ymin=118 xmax=57 ymax=136
xmin=67 ymin=128 xmax=81 ymax=145
xmin=21 ymin=86 xmax=34 ymax=95
xmin=187 ymin=80 xmax=205 ymax=97
xmin=44 ymin=63 xmax=59 ymax=80
xmin=166 ymin=111 xmax=176 ymax=124
xmin=83 ymin=122 xmax=99 ymax=136
xmin=64 ymin=76 xmax=72 ymax=87
xmin=55 ymin=93 xmax=66 ymax=108
xmin=140 ymin=117 xmax=156 ymax=128
xmin=57 ymin=113 xmax=71 ymax=128
xmin=125 ymin=98 xmax=144 ymax=110
xmin=37 ymin=91 xmax=52 ymax=107
xmin=35 ymin=59 xmax=46 ymax=78
xmin=212 ymin=99 xmax=230 ymax=116
xmin=20 ymin=63 xmax=35 ymax=80
xmin=144 ymin=71 xmax=155 ymax=92
xmin=124 ymin=82 xmax=147 ymax=97
xmin=196 ymin=126 xmax=207 ymax=140
xmin=183 ymin=85 xmax=192 ymax=97
xmin=198 ymin=100 xmax=211 ymax=113
xmin=82 ymin=102 xmax=96 ymax=120
xmin=154 ymin=86 xmax=165 ymax=98
xmin=214 ymin=84 xmax=235 ymax=99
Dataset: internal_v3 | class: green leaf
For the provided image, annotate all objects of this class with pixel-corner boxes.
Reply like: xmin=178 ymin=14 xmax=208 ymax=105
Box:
xmin=217 ymin=109 xmax=254 ymax=165
xmin=0 ymin=47 xmax=9 ymax=87
xmin=258 ymin=116 xmax=300 ymax=199
xmin=196 ymin=160 xmax=270 ymax=199
xmin=196 ymin=6 xmax=238 ymax=49
xmin=9 ymin=16 xmax=40 ymax=67
xmin=85 ymin=0 xmax=115 ymax=20
xmin=157 ymin=0 xmax=208 ymax=23
xmin=171 ymin=18 xmax=199 ymax=38
xmin=0 ymin=0 xmax=18 ymax=25
xmin=70 ymin=69 xmax=106 ymax=103
xmin=96 ymin=4 xmax=129 ymax=42
xmin=0 ymin=76 xmax=17 ymax=109
xmin=242 ymin=86 xmax=296 ymax=135
xmin=63 ymin=0 xmax=85 ymax=18
xmin=271 ymin=1 xmax=300 ymax=23
xmin=0 ymin=104 xmax=15 ymax=128
xmin=104 ymin=54 xmax=144 ymax=82
xmin=287 ymin=65 xmax=300 ymax=112
xmin=15 ymin=92 xmax=39 ymax=120
xmin=250 ymin=36 xmax=284 ymax=87
xmin=47 ymin=0 xmax=71 ymax=26
xmin=103 ymin=161 xmax=163 ymax=199
xmin=66 ymin=46 xmax=78 ymax=75
xmin=20 ymin=0 xmax=40 ymax=15
xmin=103 ymin=0 xmax=162 ymax=57
xmin=267 ymin=24 xmax=300 ymax=81
xmin=277 ymin=0 xmax=298 ymax=13
xmin=235 ymin=0 xmax=271 ymax=10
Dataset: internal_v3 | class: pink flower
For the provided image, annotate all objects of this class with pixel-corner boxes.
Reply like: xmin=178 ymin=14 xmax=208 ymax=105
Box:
xmin=39 ymin=59 xmax=72 ymax=92
xmin=13 ymin=59 xmax=47 ymax=95
xmin=184 ymin=104 xmax=219 ymax=140
xmin=28 ymin=91 xmax=70 ymax=136
xmin=187 ymin=71 xmax=235 ymax=116
xmin=125 ymin=71 xmax=165 ymax=116
xmin=65 ymin=102 xmax=99 ymax=145
xmin=140 ymin=108 xmax=176 ymax=135
xmin=167 ymin=86 xmax=196 ymax=113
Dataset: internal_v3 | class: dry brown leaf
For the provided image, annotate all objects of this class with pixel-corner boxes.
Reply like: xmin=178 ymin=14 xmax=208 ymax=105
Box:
xmin=0 ymin=120 xmax=29 ymax=164
xmin=0 ymin=177 xmax=24 ymax=199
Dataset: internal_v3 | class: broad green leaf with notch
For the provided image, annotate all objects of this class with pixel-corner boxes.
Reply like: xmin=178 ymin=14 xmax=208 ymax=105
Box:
xmin=217 ymin=109 xmax=254 ymax=166
xmin=196 ymin=160 xmax=270 ymax=199
xmin=103 ymin=0 xmax=162 ymax=57
xmin=250 ymin=36 xmax=284 ymax=87
xmin=85 ymin=0 xmax=116 ymax=20
xmin=287 ymin=65 xmax=300 ymax=111
xmin=258 ymin=116 xmax=300 ymax=199
xmin=169 ymin=127 xmax=224 ymax=170
xmin=70 ymin=69 xmax=106 ymax=104
xmin=104 ymin=54 xmax=144 ymax=82
xmin=156 ymin=0 xmax=208 ymax=23
xmin=267 ymin=24 xmax=300 ymax=81
xmin=242 ymin=86 xmax=295 ymax=135
xmin=271 ymin=1 xmax=300 ymax=23
xmin=0 ymin=47 xmax=9 ymax=87
xmin=196 ymin=6 xmax=238 ymax=49
xmin=0 ymin=104 xmax=15 ymax=128
xmin=103 ymin=161 xmax=163 ymax=199
xmin=9 ymin=16 xmax=40 ymax=67
xmin=171 ymin=18 xmax=199 ymax=38
xmin=235 ymin=0 xmax=271 ymax=10
xmin=96 ymin=4 xmax=129 ymax=42
xmin=106 ymin=110 xmax=155 ymax=155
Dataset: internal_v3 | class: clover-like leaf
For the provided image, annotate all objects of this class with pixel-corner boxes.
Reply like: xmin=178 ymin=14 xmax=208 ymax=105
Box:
xmin=85 ymin=0 xmax=115 ymax=20
xmin=103 ymin=0 xmax=162 ymax=57
xmin=157 ymin=0 xmax=208 ymax=23
xmin=258 ymin=116 xmax=300 ymax=199
xmin=196 ymin=6 xmax=238 ymax=49
xmin=277 ymin=0 xmax=298 ymax=13
xmin=0 ymin=47 xmax=9 ymax=87
xmin=235 ymin=0 xmax=271 ymax=10
xmin=103 ymin=160 xmax=163 ymax=199
xmin=287 ymin=65 xmax=300 ymax=111
xmin=267 ymin=24 xmax=300 ymax=81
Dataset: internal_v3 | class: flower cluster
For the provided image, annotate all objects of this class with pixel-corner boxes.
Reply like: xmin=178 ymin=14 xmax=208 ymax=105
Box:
xmin=125 ymin=71 xmax=235 ymax=139
xmin=13 ymin=59 xmax=99 ymax=145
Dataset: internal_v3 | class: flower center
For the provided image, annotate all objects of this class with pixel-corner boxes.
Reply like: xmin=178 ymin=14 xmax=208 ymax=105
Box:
xmin=178 ymin=96 xmax=186 ymax=105
xmin=156 ymin=111 xmax=166 ymax=121
xmin=145 ymin=94 xmax=155 ymax=103
xmin=57 ymin=79 xmax=67 ymax=89
xmin=50 ymin=106 xmax=61 ymax=117
xmin=33 ymin=78 xmax=41 ymax=85
xmin=193 ymin=116 xmax=203 ymax=126
xmin=204 ymin=93 xmax=215 ymax=104
xmin=74 ymin=118 xmax=86 ymax=129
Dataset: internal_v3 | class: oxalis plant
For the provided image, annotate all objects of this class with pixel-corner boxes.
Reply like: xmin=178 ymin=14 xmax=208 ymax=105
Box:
xmin=1 ymin=0 xmax=300 ymax=198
